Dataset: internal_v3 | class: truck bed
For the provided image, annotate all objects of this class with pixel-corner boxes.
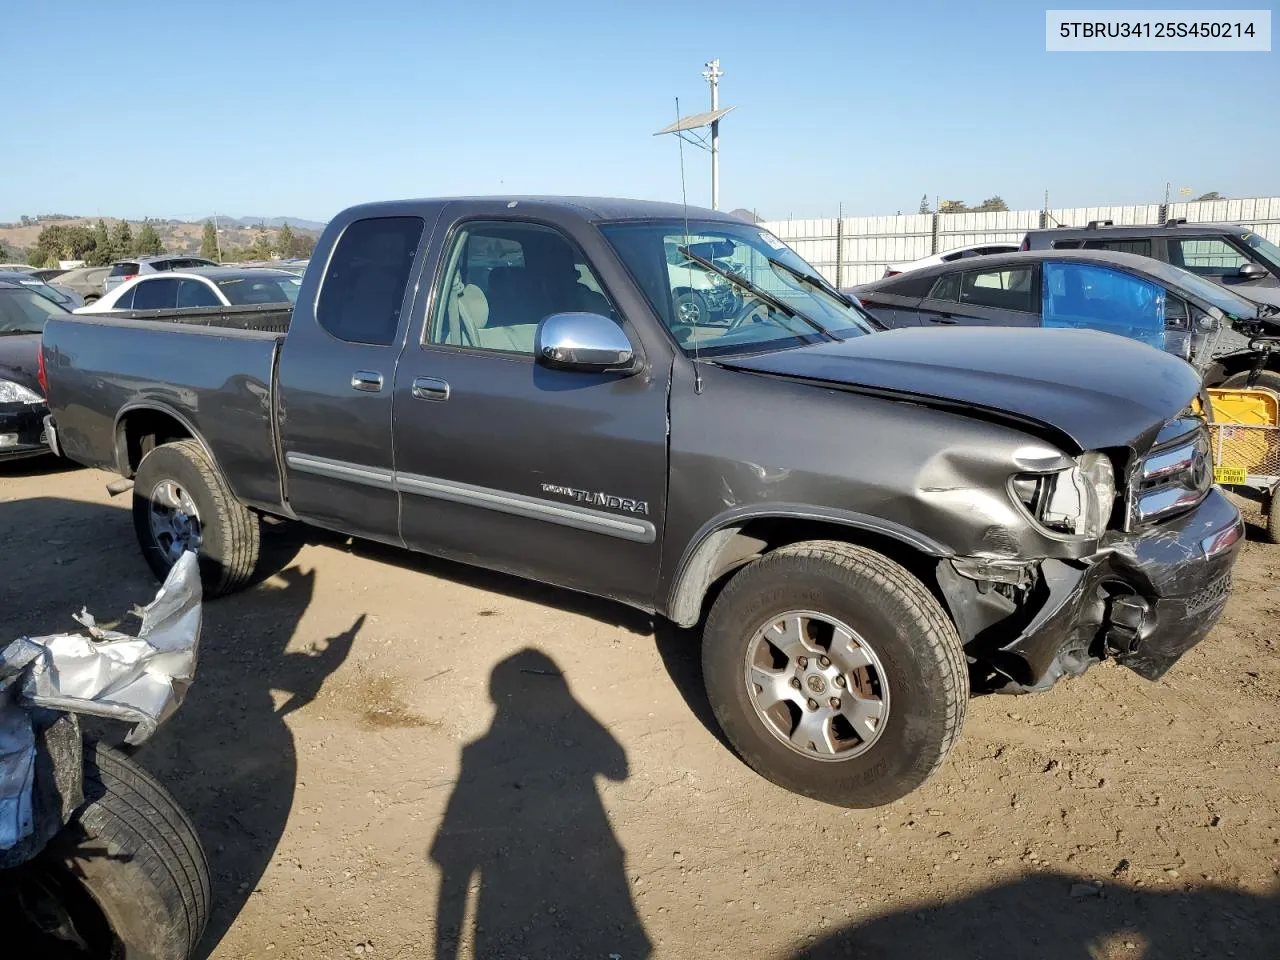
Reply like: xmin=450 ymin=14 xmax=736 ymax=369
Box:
xmin=42 ymin=312 xmax=287 ymax=512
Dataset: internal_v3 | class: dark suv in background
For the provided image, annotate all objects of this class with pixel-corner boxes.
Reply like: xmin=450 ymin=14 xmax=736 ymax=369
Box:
xmin=1022 ymin=220 xmax=1280 ymax=308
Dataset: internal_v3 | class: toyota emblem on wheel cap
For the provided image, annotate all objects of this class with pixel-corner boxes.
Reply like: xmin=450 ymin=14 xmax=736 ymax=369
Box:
xmin=806 ymin=674 xmax=827 ymax=694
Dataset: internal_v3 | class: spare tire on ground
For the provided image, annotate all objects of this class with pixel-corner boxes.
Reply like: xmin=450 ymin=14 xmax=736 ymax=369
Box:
xmin=0 ymin=740 xmax=210 ymax=959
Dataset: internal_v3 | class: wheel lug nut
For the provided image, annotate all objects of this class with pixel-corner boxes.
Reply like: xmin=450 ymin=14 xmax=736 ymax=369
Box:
xmin=834 ymin=675 xmax=847 ymax=688
xmin=790 ymin=677 xmax=802 ymax=690
xmin=818 ymin=655 xmax=831 ymax=668
xmin=807 ymin=698 xmax=819 ymax=711
xmin=829 ymin=697 xmax=841 ymax=710
xmin=797 ymin=656 xmax=808 ymax=668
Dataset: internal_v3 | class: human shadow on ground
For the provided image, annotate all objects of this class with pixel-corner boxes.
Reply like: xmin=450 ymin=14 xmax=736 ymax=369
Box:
xmin=0 ymin=496 xmax=358 ymax=958
xmin=788 ymin=872 xmax=1280 ymax=959
xmin=428 ymin=649 xmax=652 ymax=960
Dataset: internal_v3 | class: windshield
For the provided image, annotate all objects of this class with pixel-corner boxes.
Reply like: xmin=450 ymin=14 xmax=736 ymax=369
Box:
xmin=1165 ymin=262 xmax=1261 ymax=318
xmin=0 ymin=288 xmax=68 ymax=333
xmin=214 ymin=274 xmax=302 ymax=306
xmin=1243 ymin=232 xmax=1280 ymax=272
xmin=601 ymin=220 xmax=877 ymax=357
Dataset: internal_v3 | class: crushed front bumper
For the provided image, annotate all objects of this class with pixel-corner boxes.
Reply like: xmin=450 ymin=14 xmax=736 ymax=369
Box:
xmin=0 ymin=402 xmax=50 ymax=460
xmin=979 ymin=488 xmax=1244 ymax=690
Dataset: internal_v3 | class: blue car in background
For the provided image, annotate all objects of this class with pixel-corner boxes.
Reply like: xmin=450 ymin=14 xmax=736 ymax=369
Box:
xmin=852 ymin=249 xmax=1280 ymax=389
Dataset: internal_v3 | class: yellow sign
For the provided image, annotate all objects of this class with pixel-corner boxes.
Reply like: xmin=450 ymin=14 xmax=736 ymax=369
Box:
xmin=1214 ymin=465 xmax=1248 ymax=486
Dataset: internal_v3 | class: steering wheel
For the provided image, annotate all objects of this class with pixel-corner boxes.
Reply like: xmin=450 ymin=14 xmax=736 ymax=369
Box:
xmin=727 ymin=302 xmax=772 ymax=332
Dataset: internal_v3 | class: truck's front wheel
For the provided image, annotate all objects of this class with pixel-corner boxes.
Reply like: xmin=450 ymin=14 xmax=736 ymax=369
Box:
xmin=132 ymin=439 xmax=260 ymax=597
xmin=702 ymin=541 xmax=968 ymax=807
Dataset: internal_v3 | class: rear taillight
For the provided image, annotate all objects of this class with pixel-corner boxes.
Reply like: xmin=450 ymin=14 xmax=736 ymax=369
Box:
xmin=37 ymin=343 xmax=48 ymax=396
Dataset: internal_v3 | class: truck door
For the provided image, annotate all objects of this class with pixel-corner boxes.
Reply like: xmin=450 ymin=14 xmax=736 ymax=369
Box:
xmin=391 ymin=213 xmax=670 ymax=608
xmin=276 ymin=213 xmax=431 ymax=543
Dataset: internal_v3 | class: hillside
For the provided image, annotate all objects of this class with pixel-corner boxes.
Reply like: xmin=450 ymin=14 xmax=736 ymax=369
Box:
xmin=0 ymin=215 xmax=323 ymax=262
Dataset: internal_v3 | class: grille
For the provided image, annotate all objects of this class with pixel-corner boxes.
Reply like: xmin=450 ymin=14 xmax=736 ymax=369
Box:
xmin=1186 ymin=573 xmax=1233 ymax=616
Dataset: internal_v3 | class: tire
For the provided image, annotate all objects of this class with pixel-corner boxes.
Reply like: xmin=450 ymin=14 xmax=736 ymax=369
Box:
xmin=673 ymin=289 xmax=710 ymax=327
xmin=702 ymin=540 xmax=968 ymax=808
xmin=132 ymin=438 xmax=260 ymax=597
xmin=4 ymin=741 xmax=210 ymax=959
xmin=1219 ymin=369 xmax=1280 ymax=395
xmin=1265 ymin=491 xmax=1280 ymax=545
xmin=83 ymin=295 xmax=99 ymax=305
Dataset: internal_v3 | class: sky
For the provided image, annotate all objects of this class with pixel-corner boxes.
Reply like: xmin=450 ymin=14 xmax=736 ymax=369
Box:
xmin=4 ymin=0 xmax=1277 ymax=223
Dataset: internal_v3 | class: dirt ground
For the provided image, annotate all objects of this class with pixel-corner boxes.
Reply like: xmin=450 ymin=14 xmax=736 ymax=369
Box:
xmin=2 ymin=457 xmax=1278 ymax=959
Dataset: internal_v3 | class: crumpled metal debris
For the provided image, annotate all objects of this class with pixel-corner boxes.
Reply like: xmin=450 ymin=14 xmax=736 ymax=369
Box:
xmin=0 ymin=552 xmax=202 ymax=851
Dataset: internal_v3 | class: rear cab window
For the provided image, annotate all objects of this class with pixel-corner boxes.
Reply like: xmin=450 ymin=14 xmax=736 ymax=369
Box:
xmin=109 ymin=262 xmax=139 ymax=278
xmin=316 ymin=217 xmax=425 ymax=345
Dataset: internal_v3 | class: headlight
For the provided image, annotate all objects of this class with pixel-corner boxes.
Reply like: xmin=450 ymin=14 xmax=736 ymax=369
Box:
xmin=1011 ymin=451 xmax=1116 ymax=540
xmin=0 ymin=379 xmax=43 ymax=405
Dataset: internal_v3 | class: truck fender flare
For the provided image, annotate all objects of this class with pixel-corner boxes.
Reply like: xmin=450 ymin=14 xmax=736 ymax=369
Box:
xmin=664 ymin=505 xmax=952 ymax=628
xmin=113 ymin=402 xmax=222 ymax=481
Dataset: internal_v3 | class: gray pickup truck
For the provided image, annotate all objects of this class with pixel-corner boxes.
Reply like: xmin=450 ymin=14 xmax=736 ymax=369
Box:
xmin=42 ymin=197 xmax=1244 ymax=807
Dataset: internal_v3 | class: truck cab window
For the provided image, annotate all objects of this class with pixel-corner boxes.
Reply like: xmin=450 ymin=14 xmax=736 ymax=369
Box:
xmin=316 ymin=216 xmax=424 ymax=345
xmin=429 ymin=221 xmax=616 ymax=354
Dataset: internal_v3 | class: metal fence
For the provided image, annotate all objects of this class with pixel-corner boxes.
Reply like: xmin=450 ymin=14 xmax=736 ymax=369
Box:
xmin=762 ymin=196 xmax=1280 ymax=287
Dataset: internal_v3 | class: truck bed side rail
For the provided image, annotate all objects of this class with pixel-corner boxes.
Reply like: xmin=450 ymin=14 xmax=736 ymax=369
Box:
xmin=105 ymin=303 xmax=292 ymax=334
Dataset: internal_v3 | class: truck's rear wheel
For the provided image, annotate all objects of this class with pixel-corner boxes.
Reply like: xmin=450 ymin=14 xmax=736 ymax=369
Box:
xmin=132 ymin=439 xmax=260 ymax=597
xmin=3 ymin=741 xmax=210 ymax=959
xmin=702 ymin=540 xmax=968 ymax=807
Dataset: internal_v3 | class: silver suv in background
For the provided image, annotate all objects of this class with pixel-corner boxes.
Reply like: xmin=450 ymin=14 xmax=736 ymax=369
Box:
xmin=103 ymin=255 xmax=218 ymax=294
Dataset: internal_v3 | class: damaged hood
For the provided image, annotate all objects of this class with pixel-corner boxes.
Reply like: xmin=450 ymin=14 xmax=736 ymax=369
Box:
xmin=718 ymin=327 xmax=1202 ymax=453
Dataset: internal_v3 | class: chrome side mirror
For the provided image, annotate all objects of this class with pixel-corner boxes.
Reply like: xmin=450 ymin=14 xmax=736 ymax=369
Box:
xmin=535 ymin=312 xmax=637 ymax=373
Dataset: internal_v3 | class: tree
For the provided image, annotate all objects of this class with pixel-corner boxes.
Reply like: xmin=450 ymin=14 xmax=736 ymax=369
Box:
xmin=974 ymin=196 xmax=1009 ymax=213
xmin=249 ymin=224 xmax=273 ymax=261
xmin=276 ymin=222 xmax=295 ymax=258
xmin=200 ymin=221 xmax=219 ymax=260
xmin=293 ymin=233 xmax=316 ymax=259
xmin=26 ymin=247 xmax=49 ymax=268
xmin=918 ymin=194 xmax=931 ymax=215
xmin=1193 ymin=191 xmax=1223 ymax=202
xmin=111 ymin=220 xmax=134 ymax=259
xmin=136 ymin=220 xmax=163 ymax=256
xmin=87 ymin=220 xmax=112 ymax=266
xmin=34 ymin=224 xmax=96 ymax=264
xmin=938 ymin=199 xmax=969 ymax=214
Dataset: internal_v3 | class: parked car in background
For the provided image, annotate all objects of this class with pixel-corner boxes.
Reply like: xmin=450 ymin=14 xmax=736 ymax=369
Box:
xmin=0 ymin=271 xmax=84 ymax=310
xmin=0 ymin=279 xmax=63 ymax=459
xmin=876 ymin=242 xmax=1019 ymax=279
xmin=43 ymin=196 xmax=1243 ymax=808
xmin=1022 ymin=220 xmax=1280 ymax=307
xmin=78 ymin=267 xmax=303 ymax=314
xmin=102 ymin=255 xmax=219 ymax=294
xmin=0 ymin=264 xmax=36 ymax=273
xmin=854 ymin=249 xmax=1280 ymax=389
xmin=39 ymin=265 xmax=110 ymax=305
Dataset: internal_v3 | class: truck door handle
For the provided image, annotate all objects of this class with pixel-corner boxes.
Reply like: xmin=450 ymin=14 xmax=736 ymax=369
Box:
xmin=351 ymin=371 xmax=384 ymax=392
xmin=411 ymin=376 xmax=450 ymax=401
